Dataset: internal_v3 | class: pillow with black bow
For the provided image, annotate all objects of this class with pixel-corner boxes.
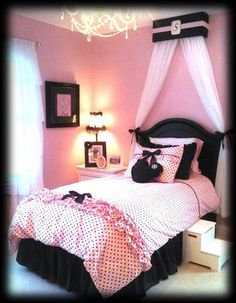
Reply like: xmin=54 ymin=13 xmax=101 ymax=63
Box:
xmin=131 ymin=149 xmax=163 ymax=183
xmin=126 ymin=143 xmax=184 ymax=183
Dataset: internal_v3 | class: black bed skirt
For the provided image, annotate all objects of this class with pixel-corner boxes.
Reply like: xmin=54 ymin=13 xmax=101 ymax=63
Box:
xmin=16 ymin=233 xmax=182 ymax=301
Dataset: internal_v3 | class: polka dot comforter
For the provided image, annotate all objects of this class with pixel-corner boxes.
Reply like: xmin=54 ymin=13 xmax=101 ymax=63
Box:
xmin=8 ymin=172 xmax=220 ymax=297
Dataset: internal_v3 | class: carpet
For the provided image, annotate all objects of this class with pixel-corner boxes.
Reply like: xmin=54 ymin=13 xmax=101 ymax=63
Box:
xmin=4 ymin=252 xmax=232 ymax=301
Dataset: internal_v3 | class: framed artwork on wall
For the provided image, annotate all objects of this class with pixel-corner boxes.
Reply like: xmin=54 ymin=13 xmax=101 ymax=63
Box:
xmin=45 ymin=81 xmax=80 ymax=127
xmin=84 ymin=141 xmax=107 ymax=167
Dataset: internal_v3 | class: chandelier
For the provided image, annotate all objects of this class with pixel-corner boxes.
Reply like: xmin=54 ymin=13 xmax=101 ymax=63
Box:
xmin=61 ymin=8 xmax=141 ymax=42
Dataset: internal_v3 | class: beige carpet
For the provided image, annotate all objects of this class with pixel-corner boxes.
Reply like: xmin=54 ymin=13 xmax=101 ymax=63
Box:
xmin=5 ymin=251 xmax=232 ymax=300
xmin=143 ymin=260 xmax=232 ymax=300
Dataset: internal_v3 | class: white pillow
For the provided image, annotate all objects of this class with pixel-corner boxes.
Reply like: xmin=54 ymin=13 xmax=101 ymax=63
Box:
xmin=149 ymin=137 xmax=204 ymax=174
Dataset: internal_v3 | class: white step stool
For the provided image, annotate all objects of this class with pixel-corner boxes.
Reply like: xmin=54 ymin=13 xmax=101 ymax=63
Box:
xmin=183 ymin=219 xmax=230 ymax=271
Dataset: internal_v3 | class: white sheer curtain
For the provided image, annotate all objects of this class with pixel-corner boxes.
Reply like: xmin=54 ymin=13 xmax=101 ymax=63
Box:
xmin=180 ymin=36 xmax=229 ymax=217
xmin=8 ymin=38 xmax=44 ymax=199
xmin=133 ymin=35 xmax=229 ymax=217
xmin=135 ymin=39 xmax=178 ymax=128
xmin=128 ymin=39 xmax=178 ymax=156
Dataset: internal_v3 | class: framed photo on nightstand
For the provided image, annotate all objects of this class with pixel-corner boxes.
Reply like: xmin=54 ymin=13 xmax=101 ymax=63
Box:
xmin=108 ymin=155 xmax=122 ymax=167
xmin=84 ymin=141 xmax=107 ymax=167
xmin=96 ymin=156 xmax=107 ymax=168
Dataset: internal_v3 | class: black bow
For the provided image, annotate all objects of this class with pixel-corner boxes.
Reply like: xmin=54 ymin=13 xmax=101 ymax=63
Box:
xmin=128 ymin=127 xmax=141 ymax=143
xmin=142 ymin=149 xmax=161 ymax=157
xmin=221 ymin=129 xmax=234 ymax=149
xmin=142 ymin=149 xmax=161 ymax=165
xmin=128 ymin=127 xmax=157 ymax=146
xmin=62 ymin=191 xmax=92 ymax=204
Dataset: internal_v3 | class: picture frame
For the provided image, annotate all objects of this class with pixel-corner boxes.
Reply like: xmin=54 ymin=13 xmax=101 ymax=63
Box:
xmin=108 ymin=155 xmax=122 ymax=167
xmin=45 ymin=81 xmax=80 ymax=127
xmin=96 ymin=156 xmax=107 ymax=169
xmin=84 ymin=141 xmax=107 ymax=167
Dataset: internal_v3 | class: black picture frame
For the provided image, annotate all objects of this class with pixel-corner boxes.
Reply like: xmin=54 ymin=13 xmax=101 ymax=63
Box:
xmin=84 ymin=141 xmax=107 ymax=167
xmin=45 ymin=81 xmax=80 ymax=127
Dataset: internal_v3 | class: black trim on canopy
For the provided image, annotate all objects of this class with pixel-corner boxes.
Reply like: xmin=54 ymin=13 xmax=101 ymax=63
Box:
xmin=152 ymin=11 xmax=209 ymax=42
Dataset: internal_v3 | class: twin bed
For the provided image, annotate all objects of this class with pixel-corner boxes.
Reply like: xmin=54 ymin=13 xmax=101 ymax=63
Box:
xmin=8 ymin=118 xmax=222 ymax=300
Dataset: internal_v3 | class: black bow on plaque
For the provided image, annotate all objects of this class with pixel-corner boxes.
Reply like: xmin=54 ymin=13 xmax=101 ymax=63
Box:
xmin=62 ymin=191 xmax=92 ymax=204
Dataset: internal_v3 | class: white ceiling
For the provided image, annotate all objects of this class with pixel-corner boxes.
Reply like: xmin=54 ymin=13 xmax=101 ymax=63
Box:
xmin=10 ymin=6 xmax=228 ymax=34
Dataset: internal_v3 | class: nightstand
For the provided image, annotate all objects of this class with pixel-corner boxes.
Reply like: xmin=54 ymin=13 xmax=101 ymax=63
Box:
xmin=75 ymin=165 xmax=127 ymax=181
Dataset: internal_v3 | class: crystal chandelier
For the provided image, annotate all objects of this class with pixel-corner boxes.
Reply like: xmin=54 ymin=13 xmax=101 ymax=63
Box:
xmin=61 ymin=8 xmax=140 ymax=42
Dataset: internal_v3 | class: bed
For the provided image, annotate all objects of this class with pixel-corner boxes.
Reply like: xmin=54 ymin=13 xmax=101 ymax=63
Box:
xmin=8 ymin=118 xmax=222 ymax=300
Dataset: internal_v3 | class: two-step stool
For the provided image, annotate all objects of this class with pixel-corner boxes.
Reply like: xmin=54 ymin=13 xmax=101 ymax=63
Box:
xmin=183 ymin=219 xmax=230 ymax=271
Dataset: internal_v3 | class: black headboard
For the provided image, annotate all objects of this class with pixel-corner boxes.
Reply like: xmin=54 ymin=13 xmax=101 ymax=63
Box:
xmin=136 ymin=118 xmax=222 ymax=185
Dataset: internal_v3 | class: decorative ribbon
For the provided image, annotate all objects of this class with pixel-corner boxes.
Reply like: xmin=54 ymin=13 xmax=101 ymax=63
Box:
xmin=220 ymin=129 xmax=234 ymax=149
xmin=128 ymin=127 xmax=141 ymax=143
xmin=62 ymin=191 xmax=92 ymax=204
xmin=153 ymin=20 xmax=209 ymax=34
xmin=142 ymin=149 xmax=161 ymax=165
xmin=129 ymin=127 xmax=160 ymax=147
xmin=142 ymin=149 xmax=161 ymax=158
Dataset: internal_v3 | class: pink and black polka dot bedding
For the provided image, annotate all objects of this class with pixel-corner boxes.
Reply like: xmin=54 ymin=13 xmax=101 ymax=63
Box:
xmin=8 ymin=173 xmax=219 ymax=298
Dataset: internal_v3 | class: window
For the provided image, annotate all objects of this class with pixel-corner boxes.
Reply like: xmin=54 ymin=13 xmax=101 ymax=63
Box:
xmin=8 ymin=39 xmax=44 ymax=197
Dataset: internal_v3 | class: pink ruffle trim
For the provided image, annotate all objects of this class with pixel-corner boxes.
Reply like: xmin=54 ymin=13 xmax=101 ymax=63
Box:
xmin=21 ymin=188 xmax=152 ymax=271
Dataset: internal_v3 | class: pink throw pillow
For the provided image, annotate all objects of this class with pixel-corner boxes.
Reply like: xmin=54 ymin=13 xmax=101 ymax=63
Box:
xmin=124 ymin=143 xmax=184 ymax=183
xmin=149 ymin=137 xmax=203 ymax=174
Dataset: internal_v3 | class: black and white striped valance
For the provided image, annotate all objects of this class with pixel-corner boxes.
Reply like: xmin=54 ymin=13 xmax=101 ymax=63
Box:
xmin=152 ymin=11 xmax=209 ymax=42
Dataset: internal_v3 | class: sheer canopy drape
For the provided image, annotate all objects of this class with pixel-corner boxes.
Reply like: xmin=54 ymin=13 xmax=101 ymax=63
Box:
xmin=180 ymin=36 xmax=229 ymax=217
xmin=134 ymin=35 xmax=229 ymax=217
xmin=135 ymin=39 xmax=178 ymax=128
xmin=8 ymin=38 xmax=44 ymax=197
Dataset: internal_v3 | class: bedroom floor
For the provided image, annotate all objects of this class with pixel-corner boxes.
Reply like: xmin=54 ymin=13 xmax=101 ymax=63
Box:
xmin=143 ymin=260 xmax=231 ymax=300
xmin=4 ymin=251 xmax=231 ymax=301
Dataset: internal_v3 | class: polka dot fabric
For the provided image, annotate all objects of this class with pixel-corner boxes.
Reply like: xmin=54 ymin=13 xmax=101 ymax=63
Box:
xmin=149 ymin=137 xmax=204 ymax=174
xmin=8 ymin=188 xmax=151 ymax=298
xmin=8 ymin=173 xmax=220 ymax=298
xmin=124 ymin=143 xmax=184 ymax=182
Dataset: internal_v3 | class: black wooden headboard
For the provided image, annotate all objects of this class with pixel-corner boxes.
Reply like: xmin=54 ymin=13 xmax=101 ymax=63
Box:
xmin=136 ymin=118 xmax=222 ymax=185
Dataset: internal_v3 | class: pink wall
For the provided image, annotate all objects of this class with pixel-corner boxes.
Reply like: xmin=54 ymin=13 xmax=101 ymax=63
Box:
xmin=8 ymin=13 xmax=93 ymax=188
xmin=8 ymin=11 xmax=229 ymax=189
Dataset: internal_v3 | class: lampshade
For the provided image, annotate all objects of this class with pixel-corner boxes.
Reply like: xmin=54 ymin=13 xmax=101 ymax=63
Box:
xmin=86 ymin=111 xmax=106 ymax=141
